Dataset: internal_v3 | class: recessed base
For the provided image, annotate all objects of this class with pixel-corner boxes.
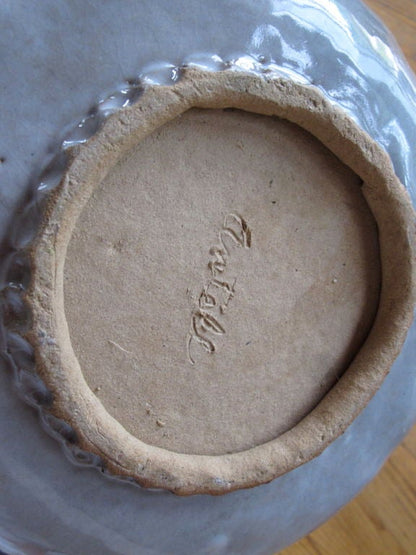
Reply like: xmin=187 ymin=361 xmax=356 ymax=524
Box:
xmin=64 ymin=108 xmax=380 ymax=456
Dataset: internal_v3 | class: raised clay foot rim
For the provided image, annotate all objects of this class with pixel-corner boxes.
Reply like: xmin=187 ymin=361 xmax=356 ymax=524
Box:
xmin=25 ymin=68 xmax=416 ymax=495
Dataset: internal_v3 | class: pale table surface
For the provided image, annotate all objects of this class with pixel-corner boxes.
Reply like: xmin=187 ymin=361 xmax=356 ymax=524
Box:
xmin=280 ymin=1 xmax=416 ymax=553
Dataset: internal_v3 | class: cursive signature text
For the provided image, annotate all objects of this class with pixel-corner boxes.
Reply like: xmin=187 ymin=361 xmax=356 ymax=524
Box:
xmin=186 ymin=213 xmax=251 ymax=364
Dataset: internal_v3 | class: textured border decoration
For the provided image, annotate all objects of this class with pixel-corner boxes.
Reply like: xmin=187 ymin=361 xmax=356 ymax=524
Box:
xmin=1 ymin=67 xmax=415 ymax=495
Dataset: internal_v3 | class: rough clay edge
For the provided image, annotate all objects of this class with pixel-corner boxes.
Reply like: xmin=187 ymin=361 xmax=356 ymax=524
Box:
xmin=25 ymin=68 xmax=416 ymax=495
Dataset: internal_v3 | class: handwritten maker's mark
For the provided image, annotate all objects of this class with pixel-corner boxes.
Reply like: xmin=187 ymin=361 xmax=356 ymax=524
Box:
xmin=186 ymin=213 xmax=251 ymax=364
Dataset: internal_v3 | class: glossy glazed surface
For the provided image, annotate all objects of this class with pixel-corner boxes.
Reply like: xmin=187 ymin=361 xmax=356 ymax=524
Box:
xmin=0 ymin=0 xmax=415 ymax=553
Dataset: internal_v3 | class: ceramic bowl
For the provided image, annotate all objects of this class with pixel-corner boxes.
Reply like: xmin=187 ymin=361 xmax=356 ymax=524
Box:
xmin=0 ymin=1 xmax=415 ymax=553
